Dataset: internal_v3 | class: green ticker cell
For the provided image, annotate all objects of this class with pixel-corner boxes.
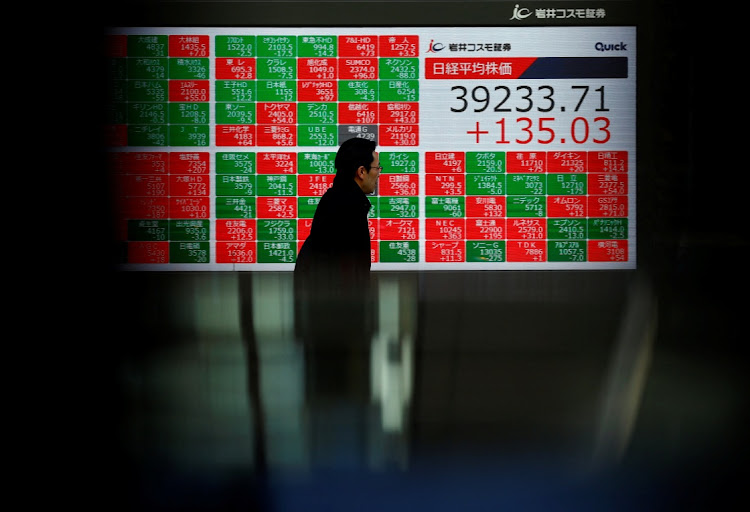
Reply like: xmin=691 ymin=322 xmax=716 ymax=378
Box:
xmin=548 ymin=241 xmax=587 ymax=262
xmin=589 ymin=218 xmax=628 ymax=239
xmin=215 ymin=80 xmax=256 ymax=102
xmin=170 ymin=241 xmax=209 ymax=263
xmin=379 ymin=58 xmax=418 ymax=80
xmin=216 ymin=175 xmax=255 ymax=196
xmin=298 ymin=197 xmax=321 ymax=218
xmin=169 ymin=58 xmax=209 ymax=79
xmin=257 ymin=219 xmax=297 ymax=242
xmin=128 ymin=125 xmax=167 ymax=146
xmin=128 ymin=103 xmax=166 ymax=124
xmin=127 ymin=80 xmax=167 ymax=102
xmin=382 ymin=152 xmax=418 ymax=173
xmin=298 ymin=152 xmax=336 ymax=174
xmin=467 ymin=174 xmax=505 ymax=195
xmin=257 ymin=57 xmax=296 ymax=79
xmin=128 ymin=220 xmax=168 ymax=241
xmin=298 ymin=35 xmax=336 ymax=57
xmin=426 ymin=196 xmax=465 ymax=218
xmin=216 ymin=197 xmax=256 ymax=219
xmin=548 ymin=218 xmax=587 ymax=240
xmin=467 ymin=152 xmax=505 ymax=173
xmin=298 ymin=103 xmax=337 ymax=124
xmin=378 ymin=196 xmax=418 ymax=218
xmin=109 ymin=80 xmax=126 ymax=102
xmin=128 ymin=35 xmax=168 ymax=57
xmin=108 ymin=103 xmax=127 ymax=124
xmin=108 ymin=59 xmax=127 ymax=80
xmin=257 ymin=241 xmax=296 ymax=263
xmin=257 ymin=175 xmax=297 ymax=196
xmin=169 ymin=220 xmax=210 ymax=241
xmin=216 ymin=102 xmax=255 ymax=124
xmin=339 ymin=80 xmax=378 ymax=102
xmin=298 ymin=126 xmax=337 ymax=146
xmin=379 ymin=79 xmax=419 ymax=102
xmin=128 ymin=57 xmax=167 ymax=79
xmin=507 ymin=196 xmax=545 ymax=217
xmin=466 ymin=241 xmax=505 ymax=262
xmin=257 ymin=81 xmax=296 ymax=102
xmin=547 ymin=174 xmax=587 ymax=195
xmin=170 ymin=103 xmax=209 ymax=124
xmin=257 ymin=36 xmax=297 ymax=57
xmin=169 ymin=125 xmax=209 ymax=146
xmin=217 ymin=152 xmax=256 ymax=174
xmin=216 ymin=35 xmax=256 ymax=57
xmin=380 ymin=241 xmax=419 ymax=263
xmin=507 ymin=174 xmax=546 ymax=195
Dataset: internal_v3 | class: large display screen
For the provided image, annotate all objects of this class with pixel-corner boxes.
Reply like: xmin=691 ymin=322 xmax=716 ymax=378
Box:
xmin=106 ymin=26 xmax=635 ymax=270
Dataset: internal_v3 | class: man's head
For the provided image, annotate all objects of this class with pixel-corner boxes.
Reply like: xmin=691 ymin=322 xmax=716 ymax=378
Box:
xmin=334 ymin=137 xmax=380 ymax=194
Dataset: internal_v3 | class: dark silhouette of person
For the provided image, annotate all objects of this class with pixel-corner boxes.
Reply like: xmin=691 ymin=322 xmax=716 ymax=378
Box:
xmin=294 ymin=136 xmax=381 ymax=343
xmin=293 ymin=138 xmax=381 ymax=464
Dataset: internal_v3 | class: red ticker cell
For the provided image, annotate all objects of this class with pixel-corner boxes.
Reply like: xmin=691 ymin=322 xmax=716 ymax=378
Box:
xmin=216 ymin=219 xmax=256 ymax=241
xmin=298 ymin=58 xmax=337 ymax=79
xmin=426 ymin=241 xmax=465 ymax=262
xmin=169 ymin=152 xmax=209 ymax=173
xmin=126 ymin=152 xmax=169 ymax=173
xmin=466 ymin=196 xmax=505 ymax=218
xmin=547 ymin=196 xmax=587 ymax=217
xmin=257 ymin=103 xmax=297 ymax=124
xmin=339 ymin=102 xmax=378 ymax=124
xmin=588 ymin=173 xmax=627 ymax=195
xmin=168 ymin=80 xmax=209 ymax=102
xmin=506 ymin=152 xmax=546 ymax=173
xmin=379 ymin=125 xmax=419 ymax=146
xmin=298 ymin=219 xmax=313 ymax=241
xmin=379 ymin=35 xmax=419 ymax=57
xmin=588 ymin=240 xmax=628 ymax=262
xmin=216 ymin=241 xmax=256 ymax=263
xmin=507 ymin=218 xmax=547 ymax=240
xmin=169 ymin=174 xmax=210 ymax=197
xmin=588 ymin=151 xmax=628 ymax=172
xmin=128 ymin=241 xmax=169 ymax=264
xmin=215 ymin=58 xmax=256 ymax=80
xmin=379 ymin=219 xmax=418 ymax=240
xmin=506 ymin=240 xmax=547 ymax=262
xmin=425 ymin=152 xmax=465 ymax=173
xmin=547 ymin=151 xmax=587 ymax=173
xmin=169 ymin=35 xmax=209 ymax=57
xmin=339 ymin=57 xmax=377 ymax=79
xmin=298 ymin=81 xmax=337 ymax=102
xmin=380 ymin=102 xmax=419 ymax=124
xmin=298 ymin=174 xmax=334 ymax=196
xmin=216 ymin=125 xmax=255 ymax=146
xmin=425 ymin=174 xmax=465 ymax=196
xmin=466 ymin=218 xmax=506 ymax=240
xmin=257 ymin=125 xmax=297 ymax=146
xmin=169 ymin=197 xmax=210 ymax=219
xmin=257 ymin=152 xmax=297 ymax=174
xmin=379 ymin=174 xmax=418 ymax=196
xmin=426 ymin=218 xmax=465 ymax=241
xmin=589 ymin=195 xmax=628 ymax=217
xmin=368 ymin=219 xmax=379 ymax=241
xmin=257 ymin=197 xmax=297 ymax=218
xmin=338 ymin=36 xmax=378 ymax=57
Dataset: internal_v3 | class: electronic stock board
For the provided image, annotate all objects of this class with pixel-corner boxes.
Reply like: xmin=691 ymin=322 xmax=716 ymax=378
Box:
xmin=106 ymin=25 xmax=636 ymax=270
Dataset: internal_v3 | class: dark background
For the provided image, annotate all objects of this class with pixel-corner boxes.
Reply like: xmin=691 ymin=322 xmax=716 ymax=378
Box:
xmin=36 ymin=1 xmax=746 ymax=510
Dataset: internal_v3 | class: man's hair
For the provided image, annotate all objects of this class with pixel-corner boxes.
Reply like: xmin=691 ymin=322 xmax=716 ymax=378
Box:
xmin=334 ymin=137 xmax=376 ymax=180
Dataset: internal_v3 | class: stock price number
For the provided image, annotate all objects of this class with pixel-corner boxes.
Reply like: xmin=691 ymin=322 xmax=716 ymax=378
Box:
xmin=466 ymin=116 xmax=612 ymax=145
xmin=449 ymin=84 xmax=608 ymax=113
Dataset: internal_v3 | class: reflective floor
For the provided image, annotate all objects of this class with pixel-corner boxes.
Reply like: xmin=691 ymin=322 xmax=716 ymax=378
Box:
xmin=90 ymin=260 xmax=745 ymax=511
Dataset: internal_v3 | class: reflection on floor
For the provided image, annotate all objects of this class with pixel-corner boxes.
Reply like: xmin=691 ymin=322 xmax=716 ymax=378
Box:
xmin=106 ymin=269 xmax=744 ymax=511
